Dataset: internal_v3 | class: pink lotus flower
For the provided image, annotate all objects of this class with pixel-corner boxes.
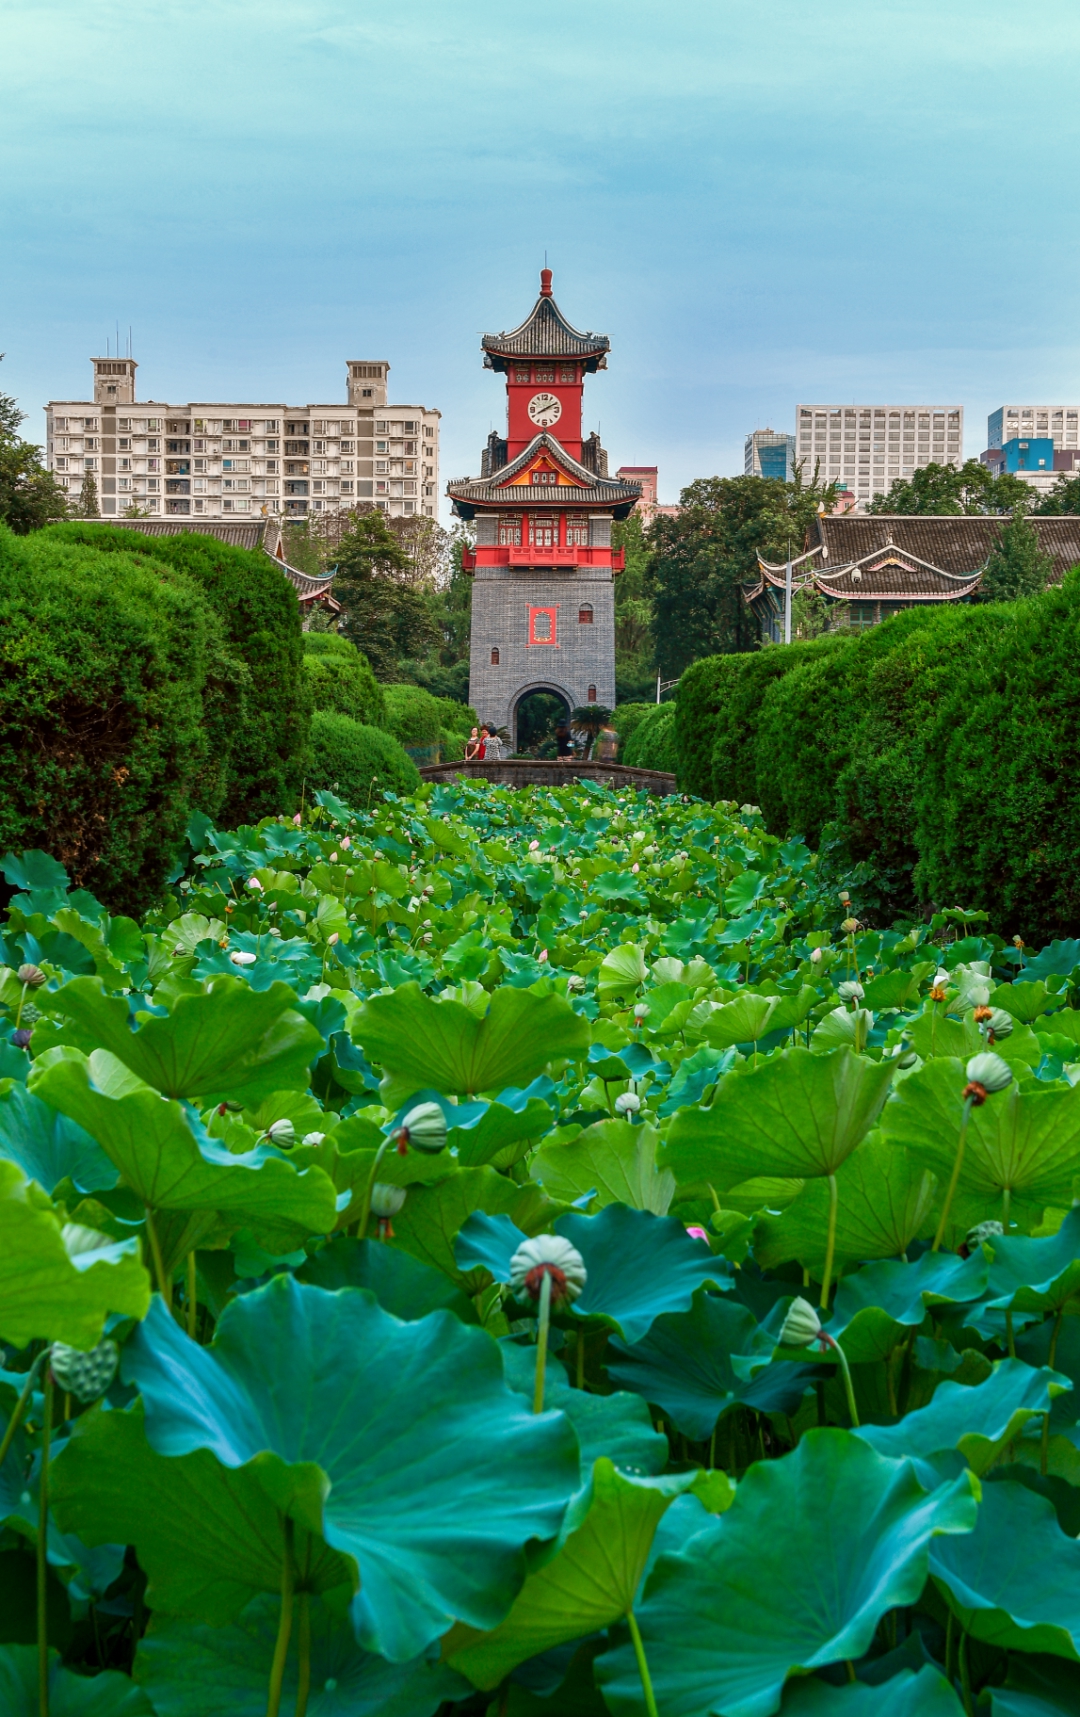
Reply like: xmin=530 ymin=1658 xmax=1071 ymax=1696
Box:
xmin=686 ymin=1225 xmax=711 ymax=1244
xmin=292 ymin=813 xmax=302 ymax=826
xmin=632 ymin=862 xmax=640 ymax=873
xmin=529 ymin=840 xmax=540 ymax=851
xmin=538 ymin=948 xmax=549 ymax=963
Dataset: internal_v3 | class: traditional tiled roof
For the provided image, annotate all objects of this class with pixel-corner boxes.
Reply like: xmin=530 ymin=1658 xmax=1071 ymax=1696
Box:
xmin=807 ymin=514 xmax=1080 ymax=583
xmin=102 ymin=518 xmax=271 ymax=551
xmin=481 ymin=273 xmax=610 ymax=366
xmin=447 ymin=432 xmax=641 ymax=517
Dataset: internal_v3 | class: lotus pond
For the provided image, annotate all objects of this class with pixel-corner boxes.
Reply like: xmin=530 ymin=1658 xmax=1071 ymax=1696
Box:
xmin=4 ymin=780 xmax=1080 ymax=1716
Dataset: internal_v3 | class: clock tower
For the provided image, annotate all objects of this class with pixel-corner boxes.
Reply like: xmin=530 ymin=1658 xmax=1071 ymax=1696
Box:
xmin=448 ymin=271 xmax=641 ymax=746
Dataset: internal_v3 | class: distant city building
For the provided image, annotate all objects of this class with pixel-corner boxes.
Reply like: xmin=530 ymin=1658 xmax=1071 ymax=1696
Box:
xmin=795 ymin=404 xmax=964 ymax=507
xmin=981 ymin=405 xmax=1080 ymax=497
xmin=614 ymin=466 xmax=679 ymax=521
xmin=744 ymin=429 xmax=796 ymax=481
xmin=44 ymin=357 xmax=440 ymax=522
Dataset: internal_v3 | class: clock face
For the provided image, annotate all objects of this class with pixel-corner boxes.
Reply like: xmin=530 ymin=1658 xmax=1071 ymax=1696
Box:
xmin=527 ymin=391 xmax=562 ymax=429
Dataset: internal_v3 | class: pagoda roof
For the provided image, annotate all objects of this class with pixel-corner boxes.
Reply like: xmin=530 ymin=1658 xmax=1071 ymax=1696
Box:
xmin=481 ymin=271 xmax=610 ymax=367
xmin=447 ymin=433 xmax=642 ymax=518
xmin=807 ymin=513 xmax=1080 ymax=584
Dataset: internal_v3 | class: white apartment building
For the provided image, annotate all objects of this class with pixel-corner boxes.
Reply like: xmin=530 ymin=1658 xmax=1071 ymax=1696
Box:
xmin=45 ymin=357 xmax=440 ymax=522
xmin=795 ymin=404 xmax=964 ymax=507
xmin=987 ymin=405 xmax=1080 ymax=450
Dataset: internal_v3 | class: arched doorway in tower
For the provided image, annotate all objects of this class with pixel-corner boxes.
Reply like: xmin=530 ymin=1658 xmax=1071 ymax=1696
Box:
xmin=513 ymin=686 xmax=572 ymax=756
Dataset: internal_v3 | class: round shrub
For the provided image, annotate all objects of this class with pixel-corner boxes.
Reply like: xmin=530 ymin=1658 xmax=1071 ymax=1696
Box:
xmin=0 ymin=524 xmax=229 ymax=911
xmin=433 ymin=696 xmax=478 ymax=738
xmin=303 ymin=637 xmax=385 ymax=727
xmin=382 ymin=684 xmax=443 ymax=748
xmin=612 ymin=702 xmax=656 ymax=763
xmin=440 ymin=729 xmax=466 ymax=763
xmin=623 ymin=705 xmax=677 ymax=773
xmin=308 ymin=710 xmax=420 ymax=805
xmin=39 ymin=523 xmax=310 ymax=826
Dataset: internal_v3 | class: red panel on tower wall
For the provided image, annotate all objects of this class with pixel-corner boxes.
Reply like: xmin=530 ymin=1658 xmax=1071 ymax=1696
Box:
xmin=528 ymin=606 xmax=559 ymax=646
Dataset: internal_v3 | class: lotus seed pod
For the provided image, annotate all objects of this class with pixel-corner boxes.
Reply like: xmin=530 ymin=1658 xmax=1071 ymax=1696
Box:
xmin=965 ymin=1220 xmax=1005 ymax=1250
xmin=614 ymin=1091 xmax=641 ymax=1115
xmin=837 ymin=980 xmax=865 ymax=1002
xmin=509 ymin=1234 xmax=587 ymax=1304
xmin=779 ymin=1296 xmax=823 ymax=1348
xmin=394 ymin=1100 xmax=447 ymax=1155
xmin=964 ymin=1052 xmax=1013 ymax=1095
xmin=265 ymin=1118 xmax=296 ymax=1148
xmin=983 ymin=1007 xmax=1014 ymax=1041
xmin=16 ymin=964 xmax=45 ymax=989
xmin=50 ymin=1339 xmax=119 ymax=1403
xmin=370 ymin=1182 xmax=407 ymax=1218
xmin=841 ymin=918 xmax=859 ymax=935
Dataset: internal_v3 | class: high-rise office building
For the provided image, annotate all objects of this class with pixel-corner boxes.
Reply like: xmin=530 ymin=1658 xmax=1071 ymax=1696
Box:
xmin=744 ymin=429 xmax=796 ymax=481
xmin=44 ymin=357 xmax=440 ymax=522
xmin=987 ymin=405 xmax=1080 ymax=451
xmin=795 ymin=405 xmax=963 ymax=506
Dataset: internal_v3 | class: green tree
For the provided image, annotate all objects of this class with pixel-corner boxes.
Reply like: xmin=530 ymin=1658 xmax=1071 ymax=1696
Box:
xmin=647 ymin=472 xmax=835 ymax=676
xmin=867 ymin=459 xmax=1032 ymax=516
xmin=331 ymin=509 xmax=439 ymax=680
xmin=76 ymin=472 xmax=99 ymax=518
xmin=612 ymin=513 xmax=655 ymax=702
xmin=980 ymin=505 xmax=1052 ymax=601
xmin=1035 ymin=473 xmax=1080 ymax=514
xmin=0 ymin=371 xmax=70 ymax=533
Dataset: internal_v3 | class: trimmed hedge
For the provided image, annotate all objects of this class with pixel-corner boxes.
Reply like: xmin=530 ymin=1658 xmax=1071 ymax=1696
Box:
xmin=611 ymin=702 xmax=657 ymax=763
xmin=677 ymin=579 xmax=1080 ymax=941
xmin=40 ymin=524 xmax=310 ymax=825
xmin=308 ymin=711 xmax=420 ymax=804
xmin=434 ymin=696 xmax=478 ymax=738
xmin=0 ymin=525 xmax=230 ymax=911
xmin=382 ymin=683 xmax=443 ymax=748
xmin=303 ymin=635 xmax=386 ymax=728
xmin=622 ymin=705 xmax=677 ymax=773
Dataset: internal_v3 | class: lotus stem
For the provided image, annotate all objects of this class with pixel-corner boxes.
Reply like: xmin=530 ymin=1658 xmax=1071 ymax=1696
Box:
xmin=1049 ymin=1308 xmax=1064 ymax=1372
xmin=294 ymin=1589 xmax=311 ymax=1717
xmin=355 ymin=1137 xmax=392 ymax=1240
xmin=932 ymin=1096 xmax=975 ymax=1252
xmin=575 ymin=1332 xmax=586 ymax=1391
xmin=1041 ymin=1409 xmax=1051 ymax=1477
xmin=1005 ymin=1309 xmax=1016 ymax=1360
xmin=266 ymin=1517 xmax=295 ymax=1717
xmin=0 ymin=1350 xmax=49 ymax=1473
xmin=15 ymin=982 xmax=29 ymax=1032
xmin=823 ymin=1334 xmax=859 ymax=1428
xmin=38 ymin=1366 xmax=52 ymax=1717
xmin=819 ymin=1173 xmax=839 ymax=1310
xmin=187 ymin=1253 xmax=198 ymax=1341
xmin=533 ymin=1269 xmax=553 ymax=1414
xmin=626 ymin=1609 xmax=660 ymax=1717
xmin=143 ymin=1206 xmax=172 ymax=1309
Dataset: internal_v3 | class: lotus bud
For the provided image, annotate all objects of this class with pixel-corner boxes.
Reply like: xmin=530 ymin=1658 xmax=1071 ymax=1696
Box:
xmin=897 ymin=1049 xmax=918 ymax=1069
xmin=11 ymin=1027 xmax=32 ymax=1049
xmin=982 ymin=1007 xmax=1013 ymax=1043
xmin=340 ymin=837 xmax=351 ymax=850
xmin=837 ymin=980 xmax=864 ymax=1003
xmin=685 ymin=1225 xmax=711 ymax=1243
xmin=509 ymin=1234 xmax=587 ymax=1305
xmin=965 ymin=1220 xmax=1004 ymax=1251
xmin=780 ymin=1296 xmax=824 ymax=1348
xmin=230 ymin=950 xmax=257 ymax=966
xmin=632 ymin=862 xmax=640 ymax=874
xmin=633 ymin=1002 xmax=650 ymax=1020
xmin=838 ymin=891 xmax=851 ymax=905
xmin=373 ymin=850 xmax=384 ymax=860
xmin=538 ymin=949 xmax=548 ymax=963
xmin=293 ymin=813 xmax=302 ymax=826
xmin=392 ymin=1100 xmax=447 ymax=1155
xmin=934 ymin=968 xmax=950 ymax=986
xmin=615 ymin=1091 xmax=641 ymax=1115
xmin=529 ymin=840 xmax=540 ymax=852
xmin=329 ymin=853 xmax=338 ymax=863
xmin=50 ymin=1339 xmax=119 ymax=1403
xmin=810 ymin=948 xmax=824 ymax=966
xmin=265 ymin=1118 xmax=296 ymax=1148
xmin=246 ymin=877 xmax=263 ymax=892
xmin=302 ymin=1131 xmax=326 ymax=1145
xmin=964 ymin=1052 xmax=1013 ymax=1104
xmin=16 ymin=964 xmax=45 ymax=989
xmin=327 ymin=932 xmax=340 ymax=946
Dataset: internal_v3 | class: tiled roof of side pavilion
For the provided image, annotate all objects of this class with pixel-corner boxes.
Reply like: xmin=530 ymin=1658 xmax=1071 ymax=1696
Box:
xmin=481 ymin=273 xmax=610 ymax=364
xmin=447 ymin=433 xmax=641 ymax=516
xmin=806 ymin=514 xmax=1080 ymax=583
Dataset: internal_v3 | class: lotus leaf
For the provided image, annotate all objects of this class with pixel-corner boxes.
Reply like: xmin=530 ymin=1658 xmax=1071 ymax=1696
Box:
xmin=350 ymin=982 xmax=589 ymax=1094
xmin=986 ymin=1654 xmax=1080 ymax=1716
xmin=778 ymin=1667 xmax=964 ymax=1714
xmin=0 ymin=1078 xmax=117 ymax=1195
xmin=530 ymin=1119 xmax=676 ymax=1213
xmin=0 ymin=1647 xmax=153 ymax=1715
xmin=753 ymin=1134 xmax=936 ymax=1276
xmin=931 ymin=1480 xmax=1080 ymax=1658
xmin=857 ymin=1360 xmax=1069 ymax=1475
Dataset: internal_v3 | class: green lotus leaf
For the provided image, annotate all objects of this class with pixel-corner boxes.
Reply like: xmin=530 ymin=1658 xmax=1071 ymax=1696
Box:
xmin=704 ymin=992 xmax=780 ymax=1050
xmin=597 ymin=945 xmax=649 ymax=1000
xmin=298 ymin=1235 xmax=478 ymax=1323
xmin=858 ymin=1360 xmax=1069 ymax=1476
xmin=51 ymin=1403 xmax=354 ymax=1623
xmin=499 ymin=1342 xmax=668 ymax=1481
xmin=445 ymin=1459 xmax=716 ymax=1690
xmin=606 ymin=1293 xmax=817 ymax=1441
xmin=49 ymin=977 xmax=324 ymax=1103
xmin=982 ymin=1208 xmax=1080 ymax=1317
xmin=30 ymin=1053 xmax=338 ymax=1239
xmin=531 ymin=1119 xmax=676 ymax=1213
xmin=450 ymin=1096 xmax=556 ymax=1168
xmin=122 ymin=1278 xmax=580 ymax=1661
xmin=985 ymin=1653 xmax=1080 ymax=1716
xmin=820 ymin=1249 xmax=992 ymax=1366
xmin=0 ymin=1078 xmax=117 ymax=1195
xmin=764 ymin=984 xmax=819 ymax=1035
xmin=992 ymin=980 xmax=1056 ymax=1024
xmin=907 ymin=1008 xmax=1041 ymax=1071
xmin=778 ymin=1667 xmax=964 ymax=1714
xmin=350 ymin=982 xmax=589 ymax=1094
xmin=931 ymin=1479 xmax=1080 ymax=1658
xmin=595 ymin=1430 xmax=977 ymax=1717
xmin=456 ymin=1204 xmax=727 ymax=1343
xmin=724 ymin=870 xmax=767 ymax=916
xmin=135 ymin=1594 xmax=467 ymax=1717
xmin=0 ymin=1160 xmax=150 ymax=1348
xmin=391 ymin=1166 xmax=561 ymax=1286
xmin=862 ymin=969 xmax=923 ymax=1012
xmin=880 ymin=1058 xmax=1080 ymax=1231
xmin=663 ymin=1046 xmax=894 ymax=1195
xmin=0 ymin=1646 xmax=153 ymax=1715
xmin=753 ymin=1135 xmax=936 ymax=1276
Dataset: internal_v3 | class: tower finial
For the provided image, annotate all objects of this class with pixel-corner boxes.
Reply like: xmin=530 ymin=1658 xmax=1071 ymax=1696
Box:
xmin=539 ymin=268 xmax=553 ymax=297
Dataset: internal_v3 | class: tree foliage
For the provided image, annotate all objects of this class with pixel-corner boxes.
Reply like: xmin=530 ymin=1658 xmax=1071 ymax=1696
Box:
xmin=980 ymin=506 xmax=1052 ymax=602
xmin=866 ymin=459 xmax=1033 ymax=516
xmin=0 ymin=372 xmax=69 ymax=534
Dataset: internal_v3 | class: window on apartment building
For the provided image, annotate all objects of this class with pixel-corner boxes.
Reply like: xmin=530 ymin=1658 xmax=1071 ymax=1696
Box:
xmin=404 ymin=421 xmax=417 ymax=433
xmin=375 ymin=421 xmax=387 ymax=433
xmin=340 ymin=480 xmax=353 ymax=494
xmin=424 ymin=425 xmax=434 ymax=438
xmin=55 ymin=457 xmax=67 ymax=471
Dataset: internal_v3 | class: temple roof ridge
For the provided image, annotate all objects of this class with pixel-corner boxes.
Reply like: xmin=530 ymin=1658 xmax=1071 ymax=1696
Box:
xmin=481 ymin=270 xmax=611 ymax=365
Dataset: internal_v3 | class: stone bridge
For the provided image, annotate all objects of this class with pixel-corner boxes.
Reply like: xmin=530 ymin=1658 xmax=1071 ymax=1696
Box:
xmin=419 ymin=758 xmax=678 ymax=795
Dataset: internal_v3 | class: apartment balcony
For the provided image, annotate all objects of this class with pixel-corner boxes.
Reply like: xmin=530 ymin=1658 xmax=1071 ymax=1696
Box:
xmin=462 ymin=545 xmax=625 ymax=572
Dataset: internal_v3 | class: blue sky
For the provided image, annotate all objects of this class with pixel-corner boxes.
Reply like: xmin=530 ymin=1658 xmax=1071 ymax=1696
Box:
xmin=4 ymin=1 xmax=1080 ymax=514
